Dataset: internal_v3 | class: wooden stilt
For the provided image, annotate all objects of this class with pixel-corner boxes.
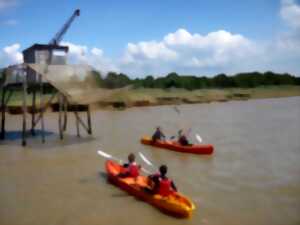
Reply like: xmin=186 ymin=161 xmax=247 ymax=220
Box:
xmin=22 ymin=69 xmax=27 ymax=146
xmin=74 ymin=110 xmax=89 ymax=133
xmin=31 ymin=85 xmax=36 ymax=136
xmin=87 ymin=105 xmax=92 ymax=134
xmin=63 ymin=97 xmax=68 ymax=131
xmin=58 ymin=93 xmax=63 ymax=140
xmin=75 ymin=105 xmax=80 ymax=137
xmin=5 ymin=89 xmax=13 ymax=106
xmin=32 ymin=93 xmax=56 ymax=128
xmin=39 ymin=74 xmax=45 ymax=143
xmin=0 ymin=87 xmax=6 ymax=140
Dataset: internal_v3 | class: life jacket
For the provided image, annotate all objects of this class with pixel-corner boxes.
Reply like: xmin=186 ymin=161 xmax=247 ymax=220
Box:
xmin=128 ymin=162 xmax=139 ymax=178
xmin=157 ymin=177 xmax=173 ymax=196
xmin=179 ymin=135 xmax=189 ymax=146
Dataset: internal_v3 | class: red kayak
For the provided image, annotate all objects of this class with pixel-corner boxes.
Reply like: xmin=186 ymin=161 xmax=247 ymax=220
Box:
xmin=141 ymin=136 xmax=214 ymax=154
xmin=105 ymin=160 xmax=195 ymax=218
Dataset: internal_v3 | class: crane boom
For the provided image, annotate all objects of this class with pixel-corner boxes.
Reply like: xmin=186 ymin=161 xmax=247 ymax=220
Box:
xmin=49 ymin=9 xmax=80 ymax=46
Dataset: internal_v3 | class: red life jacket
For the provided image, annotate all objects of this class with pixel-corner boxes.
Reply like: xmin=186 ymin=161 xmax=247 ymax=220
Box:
xmin=157 ymin=178 xmax=173 ymax=196
xmin=128 ymin=163 xmax=139 ymax=178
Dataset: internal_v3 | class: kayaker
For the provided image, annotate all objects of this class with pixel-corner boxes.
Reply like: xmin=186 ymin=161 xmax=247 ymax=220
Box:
xmin=119 ymin=153 xmax=141 ymax=178
xmin=152 ymin=127 xmax=166 ymax=142
xmin=147 ymin=165 xmax=177 ymax=196
xmin=178 ymin=129 xmax=191 ymax=146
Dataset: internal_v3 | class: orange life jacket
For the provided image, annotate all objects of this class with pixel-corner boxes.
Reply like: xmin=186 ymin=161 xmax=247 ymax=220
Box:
xmin=157 ymin=178 xmax=173 ymax=196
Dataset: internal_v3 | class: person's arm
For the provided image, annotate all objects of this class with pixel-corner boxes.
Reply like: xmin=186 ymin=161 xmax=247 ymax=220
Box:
xmin=171 ymin=181 xmax=177 ymax=192
xmin=118 ymin=170 xmax=130 ymax=177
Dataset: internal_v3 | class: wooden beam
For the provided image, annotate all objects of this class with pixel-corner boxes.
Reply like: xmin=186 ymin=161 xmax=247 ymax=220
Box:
xmin=58 ymin=93 xmax=63 ymax=139
xmin=4 ymin=89 xmax=13 ymax=106
xmin=39 ymin=74 xmax=45 ymax=143
xmin=0 ymin=87 xmax=6 ymax=140
xmin=75 ymin=105 xmax=80 ymax=137
xmin=31 ymin=83 xmax=36 ymax=136
xmin=33 ymin=93 xmax=57 ymax=128
xmin=63 ymin=96 xmax=68 ymax=131
xmin=22 ymin=70 xmax=27 ymax=146
xmin=87 ymin=105 xmax=92 ymax=134
xmin=74 ymin=110 xmax=90 ymax=134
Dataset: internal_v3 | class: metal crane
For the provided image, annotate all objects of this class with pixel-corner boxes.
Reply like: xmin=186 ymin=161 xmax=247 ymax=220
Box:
xmin=49 ymin=9 xmax=80 ymax=46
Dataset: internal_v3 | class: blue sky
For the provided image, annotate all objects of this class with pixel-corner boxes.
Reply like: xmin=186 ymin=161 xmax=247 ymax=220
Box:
xmin=0 ymin=0 xmax=300 ymax=77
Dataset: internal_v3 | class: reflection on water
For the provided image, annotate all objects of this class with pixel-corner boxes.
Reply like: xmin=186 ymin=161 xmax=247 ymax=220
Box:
xmin=2 ymin=130 xmax=53 ymax=141
xmin=0 ymin=97 xmax=300 ymax=225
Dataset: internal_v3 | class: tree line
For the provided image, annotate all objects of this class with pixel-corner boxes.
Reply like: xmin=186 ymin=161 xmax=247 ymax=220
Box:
xmin=94 ymin=71 xmax=300 ymax=90
xmin=1 ymin=68 xmax=299 ymax=90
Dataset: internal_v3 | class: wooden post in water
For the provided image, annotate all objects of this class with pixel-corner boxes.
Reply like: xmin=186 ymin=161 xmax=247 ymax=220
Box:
xmin=87 ymin=105 xmax=92 ymax=134
xmin=63 ymin=96 xmax=68 ymax=131
xmin=58 ymin=93 xmax=63 ymax=140
xmin=39 ymin=74 xmax=45 ymax=143
xmin=22 ymin=69 xmax=27 ymax=146
xmin=75 ymin=105 xmax=80 ymax=137
xmin=31 ymin=77 xmax=36 ymax=136
xmin=0 ymin=86 xmax=6 ymax=140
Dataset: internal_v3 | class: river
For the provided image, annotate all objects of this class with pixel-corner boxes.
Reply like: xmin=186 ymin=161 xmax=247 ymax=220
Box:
xmin=0 ymin=97 xmax=299 ymax=225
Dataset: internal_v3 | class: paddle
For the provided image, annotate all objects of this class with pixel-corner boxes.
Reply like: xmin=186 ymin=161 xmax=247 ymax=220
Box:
xmin=182 ymin=128 xmax=203 ymax=144
xmin=195 ymin=134 xmax=203 ymax=143
xmin=173 ymin=106 xmax=181 ymax=114
xmin=172 ymin=106 xmax=204 ymax=144
xmin=97 ymin=150 xmax=151 ymax=174
xmin=97 ymin=150 xmax=123 ymax=163
xmin=139 ymin=152 xmax=155 ymax=167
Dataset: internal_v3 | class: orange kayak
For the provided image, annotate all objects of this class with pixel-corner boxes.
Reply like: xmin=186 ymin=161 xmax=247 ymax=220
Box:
xmin=141 ymin=136 xmax=214 ymax=154
xmin=105 ymin=160 xmax=195 ymax=218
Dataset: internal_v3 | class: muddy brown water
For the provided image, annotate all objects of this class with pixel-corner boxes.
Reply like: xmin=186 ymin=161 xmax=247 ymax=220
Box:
xmin=0 ymin=97 xmax=300 ymax=225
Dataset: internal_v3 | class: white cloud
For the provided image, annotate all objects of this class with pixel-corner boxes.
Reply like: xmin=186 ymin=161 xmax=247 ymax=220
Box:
xmin=0 ymin=43 xmax=23 ymax=66
xmin=274 ymin=0 xmax=300 ymax=72
xmin=280 ymin=0 xmax=300 ymax=29
xmin=120 ymin=28 xmax=257 ymax=76
xmin=61 ymin=41 xmax=88 ymax=64
xmin=165 ymin=29 xmax=252 ymax=51
xmin=0 ymin=0 xmax=18 ymax=10
xmin=123 ymin=41 xmax=177 ymax=64
xmin=91 ymin=47 xmax=103 ymax=57
xmin=61 ymin=42 xmax=118 ymax=74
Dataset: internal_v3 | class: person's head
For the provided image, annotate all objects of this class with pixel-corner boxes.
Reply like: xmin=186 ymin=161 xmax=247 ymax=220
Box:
xmin=156 ymin=126 xmax=161 ymax=131
xmin=159 ymin=165 xmax=168 ymax=176
xmin=178 ymin=129 xmax=183 ymax=135
xmin=128 ymin=153 xmax=135 ymax=163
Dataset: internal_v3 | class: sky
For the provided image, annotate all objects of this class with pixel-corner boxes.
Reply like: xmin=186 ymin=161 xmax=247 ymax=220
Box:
xmin=0 ymin=0 xmax=299 ymax=77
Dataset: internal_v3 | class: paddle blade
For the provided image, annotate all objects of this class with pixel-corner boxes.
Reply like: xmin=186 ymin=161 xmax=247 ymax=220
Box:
xmin=141 ymin=167 xmax=151 ymax=174
xmin=173 ymin=106 xmax=181 ymax=114
xmin=139 ymin=152 xmax=154 ymax=167
xmin=97 ymin=150 xmax=112 ymax=159
xmin=196 ymin=134 xmax=202 ymax=143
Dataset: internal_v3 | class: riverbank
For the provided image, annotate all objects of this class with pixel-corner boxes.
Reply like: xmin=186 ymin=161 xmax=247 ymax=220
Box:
xmin=96 ymin=85 xmax=300 ymax=109
xmin=4 ymin=85 xmax=300 ymax=111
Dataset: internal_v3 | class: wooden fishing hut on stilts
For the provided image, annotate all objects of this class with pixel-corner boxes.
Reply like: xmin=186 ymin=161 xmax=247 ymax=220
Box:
xmin=0 ymin=9 xmax=92 ymax=146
